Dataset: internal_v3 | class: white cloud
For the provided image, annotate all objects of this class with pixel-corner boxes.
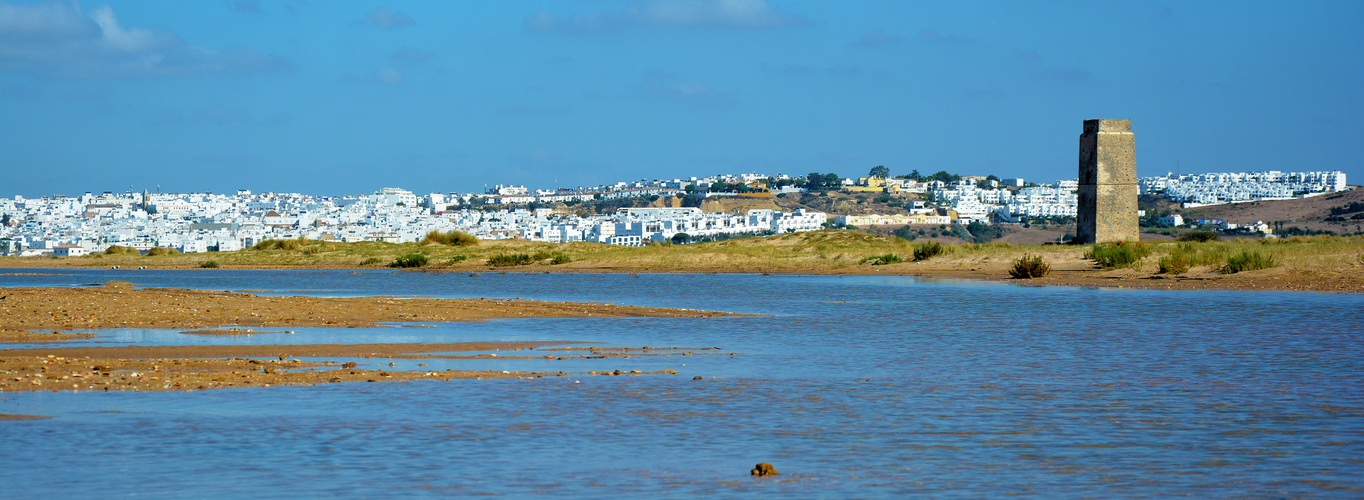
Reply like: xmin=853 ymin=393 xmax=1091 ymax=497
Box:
xmin=389 ymin=46 xmax=435 ymax=62
xmin=526 ymin=0 xmax=805 ymax=34
xmin=630 ymin=0 xmax=801 ymax=28
xmin=374 ymin=66 xmax=404 ymax=84
xmin=352 ymin=7 xmax=414 ymax=29
xmin=0 ymin=2 xmax=292 ymax=77
xmin=87 ymin=5 xmax=176 ymax=53
xmin=497 ymin=104 xmax=571 ymax=116
xmin=197 ymin=106 xmax=289 ymax=127
xmin=641 ymin=70 xmax=731 ymax=107
xmin=851 ymin=30 xmax=902 ymax=47
xmin=228 ymin=0 xmax=261 ymax=14
xmin=524 ymin=10 xmax=611 ymax=34
xmin=916 ymin=28 xmax=971 ymax=44
xmin=527 ymin=150 xmax=558 ymax=161
xmin=0 ymin=1 xmax=97 ymax=39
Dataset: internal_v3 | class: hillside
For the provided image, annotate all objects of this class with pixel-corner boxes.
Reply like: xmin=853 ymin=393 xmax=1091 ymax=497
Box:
xmin=1164 ymin=186 xmax=1364 ymax=234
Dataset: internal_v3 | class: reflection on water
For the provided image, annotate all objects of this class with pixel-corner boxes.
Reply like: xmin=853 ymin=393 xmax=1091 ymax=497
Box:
xmin=2 ymin=270 xmax=1362 ymax=497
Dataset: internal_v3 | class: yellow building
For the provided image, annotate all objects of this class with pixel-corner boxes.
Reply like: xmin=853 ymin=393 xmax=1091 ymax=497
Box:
xmin=845 ymin=176 xmax=886 ymax=193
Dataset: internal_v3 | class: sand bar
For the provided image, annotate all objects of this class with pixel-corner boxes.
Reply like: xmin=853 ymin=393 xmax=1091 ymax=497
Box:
xmin=0 ymin=350 xmax=683 ymax=393
xmin=0 ymin=281 xmax=743 ymax=338
xmin=0 ymin=282 xmax=741 ymax=392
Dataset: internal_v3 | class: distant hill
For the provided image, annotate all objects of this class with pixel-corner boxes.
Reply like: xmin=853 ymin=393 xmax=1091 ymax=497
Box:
xmin=1161 ymin=186 xmax=1364 ymax=234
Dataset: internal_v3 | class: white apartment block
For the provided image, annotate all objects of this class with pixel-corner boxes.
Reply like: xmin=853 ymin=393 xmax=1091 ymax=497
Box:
xmin=1139 ymin=170 xmax=1347 ymax=206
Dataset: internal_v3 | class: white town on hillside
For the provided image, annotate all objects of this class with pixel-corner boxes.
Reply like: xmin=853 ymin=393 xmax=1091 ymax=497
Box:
xmin=0 ymin=170 xmax=1348 ymax=256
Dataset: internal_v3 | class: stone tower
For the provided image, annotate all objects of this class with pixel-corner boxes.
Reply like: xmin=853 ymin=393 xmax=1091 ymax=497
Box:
xmin=1075 ymin=119 xmax=1139 ymax=244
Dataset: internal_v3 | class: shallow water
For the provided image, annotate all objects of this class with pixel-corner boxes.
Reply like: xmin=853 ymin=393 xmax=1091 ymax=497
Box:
xmin=2 ymin=270 xmax=1362 ymax=497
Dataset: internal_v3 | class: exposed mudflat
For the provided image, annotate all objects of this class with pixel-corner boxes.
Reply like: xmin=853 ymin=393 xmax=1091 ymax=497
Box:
xmin=0 ymin=282 xmax=740 ymax=392
xmin=0 ymin=346 xmax=689 ymax=393
xmin=0 ymin=281 xmax=741 ymax=336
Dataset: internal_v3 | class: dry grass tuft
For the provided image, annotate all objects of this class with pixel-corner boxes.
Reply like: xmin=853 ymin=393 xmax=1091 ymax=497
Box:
xmin=1008 ymin=254 xmax=1050 ymax=279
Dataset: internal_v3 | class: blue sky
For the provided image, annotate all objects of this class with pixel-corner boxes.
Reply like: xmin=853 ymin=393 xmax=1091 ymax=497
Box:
xmin=1 ymin=1 xmax=1360 ymax=197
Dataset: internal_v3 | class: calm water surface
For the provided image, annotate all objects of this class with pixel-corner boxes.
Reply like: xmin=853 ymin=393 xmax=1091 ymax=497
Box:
xmin=1 ymin=269 xmax=1361 ymax=497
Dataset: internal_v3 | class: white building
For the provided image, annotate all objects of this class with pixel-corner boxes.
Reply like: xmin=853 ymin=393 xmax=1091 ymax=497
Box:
xmin=52 ymin=245 xmax=87 ymax=257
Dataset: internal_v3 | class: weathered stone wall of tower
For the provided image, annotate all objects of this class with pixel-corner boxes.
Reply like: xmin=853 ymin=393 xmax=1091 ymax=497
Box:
xmin=1075 ymin=119 xmax=1139 ymax=244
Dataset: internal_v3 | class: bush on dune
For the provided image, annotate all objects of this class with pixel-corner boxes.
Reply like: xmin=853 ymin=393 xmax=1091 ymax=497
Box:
xmin=913 ymin=242 xmax=945 ymax=261
xmin=488 ymin=253 xmax=533 ymax=267
xmin=1222 ymin=250 xmax=1278 ymax=273
xmin=1084 ymin=241 xmax=1150 ymax=269
xmin=1009 ymin=254 xmax=1051 ymax=279
xmin=389 ymin=254 xmax=429 ymax=268
xmin=421 ymin=230 xmax=479 ymax=247
xmin=104 ymin=245 xmax=140 ymax=255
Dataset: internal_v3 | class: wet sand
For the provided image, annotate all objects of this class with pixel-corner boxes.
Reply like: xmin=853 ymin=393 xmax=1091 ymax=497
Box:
xmin=0 ymin=344 xmax=693 ymax=393
xmin=0 ymin=330 xmax=95 ymax=343
xmin=0 ymin=413 xmax=51 ymax=421
xmin=0 ymin=282 xmax=741 ymax=392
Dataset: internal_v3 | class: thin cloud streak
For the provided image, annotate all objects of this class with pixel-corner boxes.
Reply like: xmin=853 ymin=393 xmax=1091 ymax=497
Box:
xmin=352 ymin=7 xmax=414 ymax=29
xmin=525 ymin=0 xmax=806 ymax=34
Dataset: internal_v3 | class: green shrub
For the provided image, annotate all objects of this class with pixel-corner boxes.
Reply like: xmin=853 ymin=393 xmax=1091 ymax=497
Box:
xmin=252 ymin=238 xmax=302 ymax=251
xmin=892 ymin=225 xmax=918 ymax=242
xmin=860 ymin=254 xmax=902 ymax=265
xmin=1157 ymin=252 xmax=1192 ymax=274
xmin=144 ymin=247 xmax=181 ymax=257
xmin=487 ymin=253 xmax=533 ymax=267
xmin=1008 ymin=254 xmax=1051 ymax=279
xmin=1177 ymin=231 xmax=1220 ymax=242
xmin=1084 ymin=241 xmax=1150 ymax=269
xmin=550 ymin=254 xmax=572 ymax=265
xmin=1222 ymin=250 xmax=1278 ymax=273
xmin=531 ymin=251 xmax=554 ymax=261
xmin=1158 ymin=243 xmax=1226 ymax=274
xmin=359 ymin=257 xmax=384 ymax=266
xmin=389 ymin=254 xmax=429 ymax=268
xmin=913 ymin=242 xmax=945 ymax=261
xmin=445 ymin=255 xmax=468 ymax=265
xmin=421 ymin=230 xmax=479 ymax=246
xmin=104 ymin=245 xmax=140 ymax=255
xmin=199 ymin=260 xmax=220 ymax=269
